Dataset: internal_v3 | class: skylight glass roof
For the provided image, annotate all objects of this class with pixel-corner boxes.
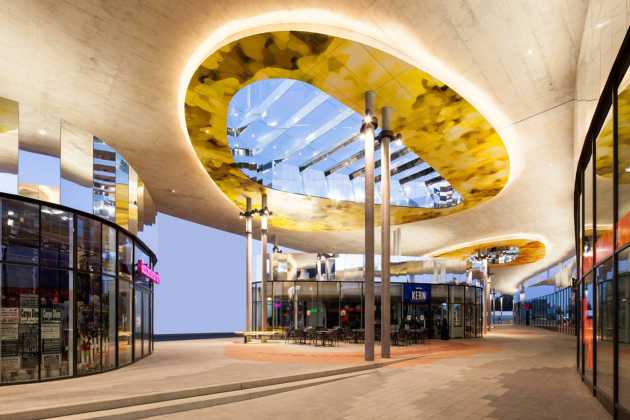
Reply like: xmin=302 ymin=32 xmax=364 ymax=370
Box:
xmin=227 ymin=79 xmax=462 ymax=208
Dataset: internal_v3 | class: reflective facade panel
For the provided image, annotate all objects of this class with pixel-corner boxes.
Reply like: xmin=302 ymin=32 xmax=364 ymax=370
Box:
xmin=18 ymin=104 xmax=61 ymax=203
xmin=60 ymin=121 xmax=93 ymax=213
xmin=115 ymin=152 xmax=129 ymax=229
xmin=0 ymin=97 xmax=18 ymax=194
xmin=93 ymin=138 xmax=117 ymax=222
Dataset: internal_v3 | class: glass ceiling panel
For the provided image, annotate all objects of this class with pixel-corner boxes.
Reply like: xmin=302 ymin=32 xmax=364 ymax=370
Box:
xmin=227 ymin=79 xmax=463 ymax=208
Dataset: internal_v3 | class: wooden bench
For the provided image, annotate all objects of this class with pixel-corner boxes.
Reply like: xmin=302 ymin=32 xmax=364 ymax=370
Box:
xmin=239 ymin=330 xmax=277 ymax=343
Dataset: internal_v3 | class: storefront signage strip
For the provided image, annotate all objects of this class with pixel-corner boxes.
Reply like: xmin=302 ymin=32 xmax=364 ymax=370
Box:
xmin=138 ymin=260 xmax=160 ymax=284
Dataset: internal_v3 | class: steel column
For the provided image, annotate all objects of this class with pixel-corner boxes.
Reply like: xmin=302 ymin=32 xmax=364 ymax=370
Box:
xmin=245 ymin=197 xmax=253 ymax=331
xmin=364 ymin=91 xmax=376 ymax=362
xmin=260 ymin=194 xmax=269 ymax=331
xmin=380 ymin=106 xmax=392 ymax=359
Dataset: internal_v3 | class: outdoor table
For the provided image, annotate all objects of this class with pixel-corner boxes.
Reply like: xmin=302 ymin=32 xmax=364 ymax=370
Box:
xmin=351 ymin=329 xmax=365 ymax=343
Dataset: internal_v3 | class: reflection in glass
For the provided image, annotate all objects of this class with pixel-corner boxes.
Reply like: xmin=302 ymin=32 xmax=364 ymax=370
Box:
xmin=40 ymin=268 xmax=72 ymax=379
xmin=0 ymin=97 xmax=19 ymax=194
xmin=76 ymin=272 xmax=101 ymax=375
xmin=77 ymin=216 xmax=100 ymax=273
xmin=0 ymin=264 xmax=39 ymax=382
xmin=118 ymin=277 xmax=133 ymax=366
xmin=40 ymin=206 xmax=73 ymax=268
xmin=18 ymin=105 xmax=60 ymax=203
xmin=618 ymin=72 xmax=630 ymax=248
xmin=102 ymin=225 xmax=116 ymax=276
xmin=60 ymin=121 xmax=93 ymax=212
xmin=583 ymin=273 xmax=594 ymax=383
xmin=340 ymin=283 xmax=362 ymax=329
xmin=93 ymin=138 xmax=116 ymax=222
xmin=134 ymin=288 xmax=142 ymax=360
xmin=619 ymin=248 xmax=630 ymax=412
xmin=128 ymin=167 xmax=138 ymax=235
xmin=102 ymin=275 xmax=116 ymax=370
xmin=319 ymin=282 xmax=340 ymax=328
xmin=594 ymin=110 xmax=613 ymax=263
xmin=583 ymin=156 xmax=594 ymax=273
xmin=115 ymin=153 xmax=129 ymax=230
xmin=118 ymin=232 xmax=133 ymax=281
xmin=2 ymin=199 xmax=39 ymax=264
xmin=596 ymin=259 xmax=613 ymax=399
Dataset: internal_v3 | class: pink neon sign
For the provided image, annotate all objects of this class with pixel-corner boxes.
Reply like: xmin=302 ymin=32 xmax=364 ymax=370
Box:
xmin=137 ymin=260 xmax=160 ymax=284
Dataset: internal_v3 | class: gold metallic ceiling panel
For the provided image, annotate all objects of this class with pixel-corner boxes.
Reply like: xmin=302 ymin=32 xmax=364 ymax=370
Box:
xmin=435 ymin=239 xmax=546 ymax=266
xmin=185 ymin=31 xmax=510 ymax=231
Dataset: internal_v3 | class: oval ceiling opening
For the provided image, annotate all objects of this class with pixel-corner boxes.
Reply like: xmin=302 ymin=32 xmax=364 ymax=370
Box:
xmin=227 ymin=78 xmax=463 ymax=208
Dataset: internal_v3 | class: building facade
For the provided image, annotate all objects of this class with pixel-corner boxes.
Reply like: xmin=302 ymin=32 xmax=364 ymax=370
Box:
xmin=0 ymin=95 xmax=158 ymax=384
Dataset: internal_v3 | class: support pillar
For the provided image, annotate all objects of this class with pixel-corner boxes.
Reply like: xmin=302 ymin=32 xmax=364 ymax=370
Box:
xmin=245 ymin=197 xmax=253 ymax=331
xmin=260 ymin=194 xmax=269 ymax=331
xmin=363 ymin=91 xmax=376 ymax=362
xmin=380 ymin=106 xmax=392 ymax=359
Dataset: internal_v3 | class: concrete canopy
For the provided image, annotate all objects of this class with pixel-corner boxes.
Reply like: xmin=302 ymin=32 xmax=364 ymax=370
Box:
xmin=0 ymin=0 xmax=587 ymax=292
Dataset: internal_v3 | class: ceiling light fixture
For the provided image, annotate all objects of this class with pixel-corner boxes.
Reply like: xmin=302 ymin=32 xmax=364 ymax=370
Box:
xmin=625 ymin=166 xmax=630 ymax=173
xmin=527 ymin=49 xmax=533 ymax=55
xmin=38 ymin=129 xmax=47 ymax=136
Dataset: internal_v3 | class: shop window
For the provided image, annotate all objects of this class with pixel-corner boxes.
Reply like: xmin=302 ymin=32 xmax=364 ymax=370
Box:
xmin=39 ymin=268 xmax=72 ymax=379
xmin=76 ymin=272 xmax=101 ymax=375
xmin=142 ymin=291 xmax=150 ymax=356
xmin=582 ymin=272 xmax=594 ymax=384
xmin=117 ymin=232 xmax=133 ymax=281
xmin=617 ymin=248 xmax=630 ymax=412
xmin=584 ymin=157 xmax=594 ymax=273
xmin=1 ymin=199 xmax=39 ymax=264
xmin=431 ymin=285 xmax=448 ymax=339
xmin=319 ymin=282 xmax=340 ymax=329
xmin=76 ymin=216 xmax=100 ymax=273
xmin=464 ymin=286 xmax=475 ymax=338
xmin=596 ymin=259 xmax=614 ymax=399
xmin=102 ymin=275 xmax=116 ymax=370
xmin=340 ymin=283 xmax=362 ymax=330
xmin=449 ymin=286 xmax=464 ymax=338
xmin=40 ymin=207 xmax=73 ymax=268
xmin=134 ymin=288 xmax=142 ymax=360
xmin=272 ymin=281 xmax=293 ymax=329
xmin=0 ymin=264 xmax=39 ymax=383
xmin=617 ymin=69 xmax=630 ymax=248
xmin=295 ymin=282 xmax=318 ymax=328
xmin=117 ymin=276 xmax=132 ymax=365
xmin=594 ymin=109 xmax=613 ymax=263
xmin=102 ymin=225 xmax=116 ymax=276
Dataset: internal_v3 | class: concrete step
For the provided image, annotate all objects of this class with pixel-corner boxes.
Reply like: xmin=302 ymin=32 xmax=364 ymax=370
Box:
xmin=51 ymin=371 xmax=373 ymax=420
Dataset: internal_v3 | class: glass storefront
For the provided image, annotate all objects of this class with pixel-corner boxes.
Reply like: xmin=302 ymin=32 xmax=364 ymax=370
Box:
xmin=0 ymin=193 xmax=156 ymax=385
xmin=254 ymin=280 xmax=482 ymax=339
xmin=574 ymin=36 xmax=630 ymax=417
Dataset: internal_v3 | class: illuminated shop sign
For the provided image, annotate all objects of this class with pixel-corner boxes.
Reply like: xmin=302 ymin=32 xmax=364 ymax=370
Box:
xmin=137 ymin=260 xmax=160 ymax=284
xmin=403 ymin=284 xmax=431 ymax=303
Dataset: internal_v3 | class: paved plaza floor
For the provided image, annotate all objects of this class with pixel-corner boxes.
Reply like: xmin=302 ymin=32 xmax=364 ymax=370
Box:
xmin=154 ymin=327 xmax=609 ymax=420
xmin=0 ymin=326 xmax=610 ymax=419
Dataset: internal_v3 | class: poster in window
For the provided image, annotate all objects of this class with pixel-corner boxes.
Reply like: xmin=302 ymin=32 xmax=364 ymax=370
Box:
xmin=20 ymin=307 xmax=39 ymax=324
xmin=0 ymin=323 xmax=18 ymax=340
xmin=42 ymin=339 xmax=62 ymax=354
xmin=1 ymin=340 xmax=18 ymax=356
xmin=1 ymin=356 xmax=19 ymax=370
xmin=19 ymin=294 xmax=38 ymax=308
xmin=18 ymin=325 xmax=38 ymax=353
xmin=41 ymin=323 xmax=60 ymax=340
xmin=42 ymin=353 xmax=61 ymax=369
xmin=21 ymin=352 xmax=38 ymax=369
xmin=42 ymin=307 xmax=62 ymax=322
xmin=0 ymin=307 xmax=19 ymax=323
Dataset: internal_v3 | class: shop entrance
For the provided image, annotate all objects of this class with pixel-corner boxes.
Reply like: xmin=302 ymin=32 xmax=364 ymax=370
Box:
xmin=403 ymin=303 xmax=431 ymax=334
